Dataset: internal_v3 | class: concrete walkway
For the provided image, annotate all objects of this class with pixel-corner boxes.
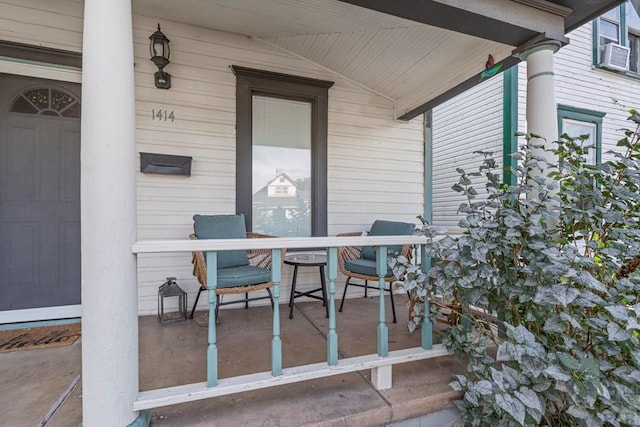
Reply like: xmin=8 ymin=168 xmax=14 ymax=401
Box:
xmin=0 ymin=296 xmax=464 ymax=426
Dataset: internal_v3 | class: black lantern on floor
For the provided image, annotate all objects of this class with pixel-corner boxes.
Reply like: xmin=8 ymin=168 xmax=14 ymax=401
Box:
xmin=158 ymin=277 xmax=187 ymax=324
xmin=149 ymin=23 xmax=171 ymax=89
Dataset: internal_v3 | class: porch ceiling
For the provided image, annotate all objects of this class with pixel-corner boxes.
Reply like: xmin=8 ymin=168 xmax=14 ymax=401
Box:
xmin=132 ymin=0 xmax=624 ymax=120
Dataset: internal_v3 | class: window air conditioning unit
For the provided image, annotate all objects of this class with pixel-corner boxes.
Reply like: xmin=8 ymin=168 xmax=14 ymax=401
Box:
xmin=600 ymin=43 xmax=630 ymax=71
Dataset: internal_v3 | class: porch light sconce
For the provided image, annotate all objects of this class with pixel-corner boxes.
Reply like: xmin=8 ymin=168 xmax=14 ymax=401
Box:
xmin=149 ymin=23 xmax=171 ymax=89
xmin=158 ymin=277 xmax=187 ymax=324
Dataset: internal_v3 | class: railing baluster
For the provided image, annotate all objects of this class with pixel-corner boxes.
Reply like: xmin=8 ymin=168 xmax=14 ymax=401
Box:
xmin=420 ymin=245 xmax=433 ymax=350
xmin=206 ymin=251 xmax=218 ymax=387
xmin=327 ymin=247 xmax=338 ymax=366
xmin=376 ymin=246 xmax=388 ymax=358
xmin=271 ymin=249 xmax=282 ymax=376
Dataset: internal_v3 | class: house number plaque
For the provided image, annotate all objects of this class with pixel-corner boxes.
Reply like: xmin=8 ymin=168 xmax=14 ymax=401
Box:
xmin=151 ymin=108 xmax=175 ymax=122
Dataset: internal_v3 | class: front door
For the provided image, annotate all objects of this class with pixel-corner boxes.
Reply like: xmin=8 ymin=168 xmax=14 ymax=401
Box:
xmin=0 ymin=73 xmax=81 ymax=320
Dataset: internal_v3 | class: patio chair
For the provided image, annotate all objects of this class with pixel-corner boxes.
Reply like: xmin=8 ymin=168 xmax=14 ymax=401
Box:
xmin=337 ymin=220 xmax=415 ymax=323
xmin=189 ymin=214 xmax=285 ymax=321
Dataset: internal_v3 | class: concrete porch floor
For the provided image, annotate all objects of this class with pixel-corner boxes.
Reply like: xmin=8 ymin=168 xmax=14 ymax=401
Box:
xmin=0 ymin=295 xmax=464 ymax=426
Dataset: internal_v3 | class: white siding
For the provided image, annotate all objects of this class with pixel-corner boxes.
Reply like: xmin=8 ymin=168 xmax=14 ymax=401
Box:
xmin=432 ymin=74 xmax=504 ymax=231
xmin=433 ymin=20 xmax=640 ymax=234
xmin=551 ymin=24 xmax=640 ymax=159
xmin=0 ymin=1 xmax=424 ymax=314
xmin=0 ymin=0 xmax=83 ymax=51
xmin=517 ymin=64 xmax=528 ymax=136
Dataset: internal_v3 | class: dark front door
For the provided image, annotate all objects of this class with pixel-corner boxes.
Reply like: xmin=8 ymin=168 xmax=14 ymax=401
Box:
xmin=0 ymin=73 xmax=81 ymax=312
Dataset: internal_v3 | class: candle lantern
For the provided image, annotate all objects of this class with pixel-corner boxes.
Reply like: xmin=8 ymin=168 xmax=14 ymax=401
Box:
xmin=158 ymin=277 xmax=187 ymax=324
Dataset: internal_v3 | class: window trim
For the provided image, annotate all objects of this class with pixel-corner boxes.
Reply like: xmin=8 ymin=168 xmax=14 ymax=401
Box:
xmin=621 ymin=2 xmax=628 ymax=46
xmin=232 ymin=66 xmax=333 ymax=237
xmin=0 ymin=40 xmax=81 ymax=69
xmin=557 ymin=105 xmax=605 ymax=165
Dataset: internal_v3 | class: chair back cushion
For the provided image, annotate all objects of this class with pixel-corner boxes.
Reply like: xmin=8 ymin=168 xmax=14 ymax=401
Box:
xmin=361 ymin=220 xmax=415 ymax=261
xmin=193 ymin=214 xmax=250 ymax=269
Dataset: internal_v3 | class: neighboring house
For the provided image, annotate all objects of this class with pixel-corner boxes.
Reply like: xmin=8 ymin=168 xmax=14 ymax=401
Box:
xmin=0 ymin=0 xmax=624 ymax=425
xmin=253 ymin=170 xmax=312 ymax=237
xmin=432 ymin=0 xmax=640 ymax=231
xmin=264 ymin=172 xmax=298 ymax=198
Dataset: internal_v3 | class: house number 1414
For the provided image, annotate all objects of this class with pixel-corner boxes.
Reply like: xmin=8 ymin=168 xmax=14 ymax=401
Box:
xmin=151 ymin=109 xmax=175 ymax=122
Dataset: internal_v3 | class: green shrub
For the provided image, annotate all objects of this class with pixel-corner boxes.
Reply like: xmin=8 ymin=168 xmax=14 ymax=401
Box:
xmin=393 ymin=110 xmax=640 ymax=426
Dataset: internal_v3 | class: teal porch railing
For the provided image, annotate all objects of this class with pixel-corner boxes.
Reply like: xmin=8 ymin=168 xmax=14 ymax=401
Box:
xmin=131 ymin=235 xmax=449 ymax=410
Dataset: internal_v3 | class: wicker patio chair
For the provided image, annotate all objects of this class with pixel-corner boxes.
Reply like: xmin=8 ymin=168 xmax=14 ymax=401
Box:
xmin=188 ymin=214 xmax=285 ymax=321
xmin=337 ymin=220 xmax=415 ymax=323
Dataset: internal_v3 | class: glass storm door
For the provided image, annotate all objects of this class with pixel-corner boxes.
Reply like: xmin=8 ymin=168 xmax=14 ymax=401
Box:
xmin=251 ymin=95 xmax=312 ymax=237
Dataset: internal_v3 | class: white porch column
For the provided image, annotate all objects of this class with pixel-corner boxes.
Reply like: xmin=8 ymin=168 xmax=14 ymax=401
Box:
xmin=81 ymin=0 xmax=142 ymax=426
xmin=521 ymin=41 xmax=562 ymax=171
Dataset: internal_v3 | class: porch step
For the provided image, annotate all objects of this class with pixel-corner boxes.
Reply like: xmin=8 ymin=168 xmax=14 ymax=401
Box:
xmin=386 ymin=408 xmax=462 ymax=427
xmin=146 ymin=363 xmax=462 ymax=427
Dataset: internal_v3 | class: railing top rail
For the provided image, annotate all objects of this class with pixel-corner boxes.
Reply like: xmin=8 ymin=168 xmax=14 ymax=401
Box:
xmin=132 ymin=234 xmax=450 ymax=254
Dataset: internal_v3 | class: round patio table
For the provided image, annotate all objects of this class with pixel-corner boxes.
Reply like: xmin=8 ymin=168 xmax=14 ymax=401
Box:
xmin=284 ymin=253 xmax=329 ymax=319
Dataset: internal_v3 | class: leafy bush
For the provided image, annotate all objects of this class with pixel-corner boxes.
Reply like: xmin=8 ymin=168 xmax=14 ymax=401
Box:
xmin=393 ymin=110 xmax=640 ymax=426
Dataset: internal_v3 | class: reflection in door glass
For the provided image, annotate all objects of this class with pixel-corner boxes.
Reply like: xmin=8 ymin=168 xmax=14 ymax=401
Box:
xmin=252 ymin=95 xmax=312 ymax=237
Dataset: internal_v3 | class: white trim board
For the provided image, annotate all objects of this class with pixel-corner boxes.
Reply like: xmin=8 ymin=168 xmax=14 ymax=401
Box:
xmin=0 ymin=56 xmax=81 ymax=83
xmin=0 ymin=305 xmax=81 ymax=324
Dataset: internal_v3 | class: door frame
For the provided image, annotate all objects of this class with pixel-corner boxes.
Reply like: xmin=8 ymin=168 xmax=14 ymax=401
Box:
xmin=0 ymin=54 xmax=82 ymax=323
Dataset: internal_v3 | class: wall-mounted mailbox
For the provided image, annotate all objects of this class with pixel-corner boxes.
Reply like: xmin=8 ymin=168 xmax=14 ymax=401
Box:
xmin=140 ymin=152 xmax=192 ymax=176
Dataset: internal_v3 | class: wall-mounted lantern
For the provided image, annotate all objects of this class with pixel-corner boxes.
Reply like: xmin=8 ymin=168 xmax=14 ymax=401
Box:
xmin=158 ymin=277 xmax=187 ymax=324
xmin=149 ymin=23 xmax=171 ymax=89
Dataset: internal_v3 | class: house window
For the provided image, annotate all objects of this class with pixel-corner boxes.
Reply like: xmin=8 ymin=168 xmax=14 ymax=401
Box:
xmin=10 ymin=87 xmax=81 ymax=118
xmin=627 ymin=3 xmax=640 ymax=72
xmin=233 ymin=66 xmax=333 ymax=237
xmin=599 ymin=7 xmax=621 ymax=47
xmin=595 ymin=1 xmax=640 ymax=73
xmin=557 ymin=105 xmax=605 ymax=165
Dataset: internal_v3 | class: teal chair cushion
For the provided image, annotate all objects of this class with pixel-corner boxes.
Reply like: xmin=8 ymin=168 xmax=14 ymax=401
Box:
xmin=193 ymin=214 xmax=250 ymax=269
xmin=361 ymin=220 xmax=415 ymax=261
xmin=217 ymin=265 xmax=272 ymax=288
xmin=344 ymin=258 xmax=393 ymax=278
